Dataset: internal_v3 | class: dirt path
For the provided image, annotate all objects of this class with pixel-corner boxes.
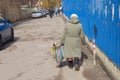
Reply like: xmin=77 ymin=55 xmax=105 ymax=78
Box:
xmin=0 ymin=16 xmax=112 ymax=80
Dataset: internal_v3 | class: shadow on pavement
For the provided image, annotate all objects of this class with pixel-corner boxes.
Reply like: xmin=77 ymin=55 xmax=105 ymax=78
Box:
xmin=0 ymin=37 xmax=20 ymax=50
xmin=57 ymin=52 xmax=88 ymax=69
xmin=57 ymin=60 xmax=68 ymax=68
xmin=79 ymin=52 xmax=88 ymax=68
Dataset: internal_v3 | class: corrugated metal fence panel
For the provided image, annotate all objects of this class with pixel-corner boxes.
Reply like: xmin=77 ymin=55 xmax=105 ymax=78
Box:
xmin=62 ymin=0 xmax=120 ymax=68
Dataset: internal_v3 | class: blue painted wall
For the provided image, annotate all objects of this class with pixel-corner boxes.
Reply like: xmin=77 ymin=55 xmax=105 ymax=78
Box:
xmin=62 ymin=0 xmax=120 ymax=68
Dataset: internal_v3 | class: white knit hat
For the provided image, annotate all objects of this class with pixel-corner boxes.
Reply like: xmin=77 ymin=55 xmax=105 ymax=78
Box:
xmin=70 ymin=14 xmax=78 ymax=18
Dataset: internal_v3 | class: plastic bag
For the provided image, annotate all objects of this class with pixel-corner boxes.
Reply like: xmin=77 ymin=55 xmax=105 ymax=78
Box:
xmin=55 ymin=46 xmax=64 ymax=63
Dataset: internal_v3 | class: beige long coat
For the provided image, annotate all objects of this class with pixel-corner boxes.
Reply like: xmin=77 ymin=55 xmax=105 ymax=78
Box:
xmin=61 ymin=17 xmax=84 ymax=58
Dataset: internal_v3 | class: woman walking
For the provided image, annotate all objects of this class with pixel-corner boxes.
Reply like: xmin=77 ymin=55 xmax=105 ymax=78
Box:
xmin=61 ymin=14 xmax=85 ymax=70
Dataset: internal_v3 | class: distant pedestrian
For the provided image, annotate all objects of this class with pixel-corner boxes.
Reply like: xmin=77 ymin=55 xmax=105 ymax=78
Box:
xmin=59 ymin=7 xmax=63 ymax=14
xmin=60 ymin=14 xmax=85 ymax=70
xmin=57 ymin=8 xmax=60 ymax=16
xmin=49 ymin=9 xmax=54 ymax=18
xmin=61 ymin=7 xmax=63 ymax=14
xmin=55 ymin=7 xmax=58 ymax=17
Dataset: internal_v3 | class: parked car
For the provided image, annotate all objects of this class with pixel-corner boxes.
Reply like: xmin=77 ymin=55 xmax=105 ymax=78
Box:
xmin=38 ymin=10 xmax=48 ymax=17
xmin=31 ymin=10 xmax=47 ymax=18
xmin=31 ymin=11 xmax=43 ymax=18
xmin=0 ymin=14 xmax=14 ymax=49
xmin=44 ymin=10 xmax=49 ymax=15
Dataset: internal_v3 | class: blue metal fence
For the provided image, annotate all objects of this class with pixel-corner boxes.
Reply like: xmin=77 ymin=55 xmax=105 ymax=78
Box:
xmin=62 ymin=0 xmax=120 ymax=68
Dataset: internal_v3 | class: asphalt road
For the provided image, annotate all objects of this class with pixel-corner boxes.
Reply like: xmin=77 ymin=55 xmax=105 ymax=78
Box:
xmin=0 ymin=15 xmax=112 ymax=80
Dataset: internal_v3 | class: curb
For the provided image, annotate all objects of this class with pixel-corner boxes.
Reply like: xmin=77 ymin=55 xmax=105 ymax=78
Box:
xmin=85 ymin=36 xmax=120 ymax=80
xmin=12 ymin=18 xmax=32 ymax=27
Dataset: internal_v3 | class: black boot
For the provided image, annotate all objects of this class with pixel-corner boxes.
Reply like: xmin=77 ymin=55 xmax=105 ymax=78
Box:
xmin=74 ymin=58 xmax=80 ymax=71
xmin=68 ymin=61 xmax=73 ymax=69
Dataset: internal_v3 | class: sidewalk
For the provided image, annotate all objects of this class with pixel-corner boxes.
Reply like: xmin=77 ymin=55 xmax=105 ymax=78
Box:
xmin=54 ymin=15 xmax=113 ymax=80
